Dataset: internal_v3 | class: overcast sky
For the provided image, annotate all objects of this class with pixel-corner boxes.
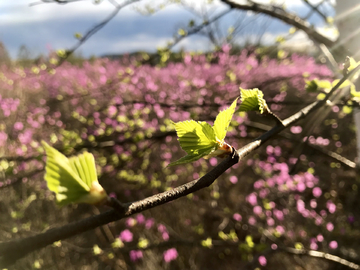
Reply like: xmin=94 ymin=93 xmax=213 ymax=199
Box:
xmin=0 ymin=0 xmax=335 ymax=59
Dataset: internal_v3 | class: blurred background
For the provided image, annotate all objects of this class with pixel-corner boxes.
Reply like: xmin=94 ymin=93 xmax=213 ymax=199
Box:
xmin=1 ymin=0 xmax=360 ymax=269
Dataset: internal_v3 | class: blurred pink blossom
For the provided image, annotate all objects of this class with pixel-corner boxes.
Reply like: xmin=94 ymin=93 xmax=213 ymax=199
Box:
xmin=312 ymin=187 xmax=322 ymax=198
xmin=229 ymin=175 xmax=238 ymax=184
xmin=130 ymin=250 xmax=143 ymax=262
xmin=329 ymin=241 xmax=338 ymax=249
xmin=119 ymin=229 xmax=133 ymax=242
xmin=258 ymin=256 xmax=267 ymax=266
xmin=163 ymin=248 xmax=178 ymax=263
xmin=233 ymin=213 xmax=242 ymax=221
xmin=136 ymin=214 xmax=145 ymax=224
xmin=247 ymin=193 xmax=257 ymax=206
xmin=326 ymin=222 xmax=334 ymax=232
xmin=13 ymin=122 xmax=24 ymax=131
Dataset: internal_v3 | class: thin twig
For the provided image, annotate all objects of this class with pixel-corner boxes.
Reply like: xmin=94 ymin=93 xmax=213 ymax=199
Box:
xmin=220 ymin=0 xmax=335 ymax=47
xmin=54 ymin=0 xmax=141 ymax=66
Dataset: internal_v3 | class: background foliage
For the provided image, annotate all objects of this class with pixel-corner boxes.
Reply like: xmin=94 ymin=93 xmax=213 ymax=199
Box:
xmin=1 ymin=37 xmax=358 ymax=269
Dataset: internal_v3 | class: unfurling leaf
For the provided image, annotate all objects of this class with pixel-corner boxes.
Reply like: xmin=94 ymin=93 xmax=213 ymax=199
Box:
xmin=168 ymin=98 xmax=238 ymax=166
xmin=305 ymin=79 xmax=319 ymax=93
xmin=239 ymin=88 xmax=267 ymax=114
xmin=42 ymin=141 xmax=107 ymax=206
xmin=213 ymin=98 xmax=238 ymax=142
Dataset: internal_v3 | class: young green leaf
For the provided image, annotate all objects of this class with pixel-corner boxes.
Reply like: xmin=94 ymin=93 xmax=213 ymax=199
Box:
xmin=305 ymin=80 xmax=318 ymax=93
xmin=213 ymin=98 xmax=238 ymax=142
xmin=171 ymin=120 xmax=216 ymax=154
xmin=42 ymin=141 xmax=107 ymax=206
xmin=239 ymin=88 xmax=267 ymax=114
xmin=305 ymin=79 xmax=332 ymax=93
xmin=169 ymin=98 xmax=238 ymax=166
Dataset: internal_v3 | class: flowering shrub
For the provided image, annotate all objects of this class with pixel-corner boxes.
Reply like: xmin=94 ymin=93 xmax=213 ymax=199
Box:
xmin=1 ymin=46 xmax=356 ymax=269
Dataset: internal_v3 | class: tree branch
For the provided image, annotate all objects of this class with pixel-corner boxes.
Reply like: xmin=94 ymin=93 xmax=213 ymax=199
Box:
xmin=55 ymin=0 xmax=141 ymax=66
xmin=220 ymin=0 xmax=335 ymax=48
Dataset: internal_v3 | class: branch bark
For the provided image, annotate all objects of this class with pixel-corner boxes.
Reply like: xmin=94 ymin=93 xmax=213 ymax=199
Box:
xmin=220 ymin=0 xmax=335 ymax=48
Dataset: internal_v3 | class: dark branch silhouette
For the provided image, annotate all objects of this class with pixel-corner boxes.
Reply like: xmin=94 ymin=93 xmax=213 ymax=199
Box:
xmin=220 ymin=0 xmax=335 ymax=48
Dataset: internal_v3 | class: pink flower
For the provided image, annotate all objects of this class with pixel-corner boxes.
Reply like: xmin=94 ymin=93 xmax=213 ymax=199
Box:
xmin=162 ymin=232 xmax=169 ymax=241
xmin=108 ymin=105 xmax=117 ymax=117
xmin=310 ymin=242 xmax=318 ymax=250
xmin=327 ymin=201 xmax=336 ymax=214
xmin=276 ymin=226 xmax=285 ymax=234
xmin=258 ymin=256 xmax=267 ymax=266
xmin=119 ymin=229 xmax=133 ymax=242
xmin=248 ymin=216 xmax=256 ymax=225
xmin=273 ymin=209 xmax=284 ymax=221
xmin=129 ymin=250 xmax=143 ymax=262
xmin=14 ymin=122 xmax=24 ymax=130
xmin=163 ymin=248 xmax=178 ymax=263
xmin=247 ymin=193 xmax=257 ymax=206
xmin=329 ymin=241 xmax=338 ymax=249
xmin=253 ymin=206 xmax=262 ymax=215
xmin=254 ymin=180 xmax=264 ymax=189
xmin=290 ymin=126 xmax=302 ymax=134
xmin=158 ymin=224 xmax=167 ymax=233
xmin=267 ymin=218 xmax=275 ymax=226
xmin=209 ymin=157 xmax=217 ymax=166
xmin=0 ymin=131 xmax=7 ymax=146
xmin=274 ymin=146 xmax=281 ymax=156
xmin=145 ymin=218 xmax=154 ymax=229
xmin=297 ymin=182 xmax=306 ymax=192
xmin=310 ymin=199 xmax=317 ymax=208
xmin=136 ymin=214 xmax=145 ymax=224
xmin=326 ymin=222 xmax=334 ymax=232
xmin=229 ymin=175 xmax=238 ymax=184
xmin=317 ymin=234 xmax=324 ymax=242
xmin=312 ymin=187 xmax=322 ymax=198
xmin=266 ymin=145 xmax=274 ymax=155
xmin=233 ymin=213 xmax=242 ymax=221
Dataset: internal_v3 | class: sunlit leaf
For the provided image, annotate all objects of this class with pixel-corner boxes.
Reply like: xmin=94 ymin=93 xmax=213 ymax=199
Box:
xmin=42 ymin=141 xmax=107 ymax=206
xmin=343 ymin=105 xmax=353 ymax=114
xmin=305 ymin=79 xmax=332 ymax=93
xmin=317 ymin=93 xmax=326 ymax=100
xmin=172 ymin=120 xmax=216 ymax=154
xmin=213 ymin=98 xmax=238 ymax=142
xmin=239 ymin=88 xmax=267 ymax=114
xmin=169 ymin=97 xmax=239 ymax=166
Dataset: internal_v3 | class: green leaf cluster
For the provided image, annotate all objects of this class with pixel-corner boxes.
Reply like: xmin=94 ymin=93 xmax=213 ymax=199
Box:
xmin=168 ymin=98 xmax=238 ymax=166
xmin=42 ymin=141 xmax=107 ymax=206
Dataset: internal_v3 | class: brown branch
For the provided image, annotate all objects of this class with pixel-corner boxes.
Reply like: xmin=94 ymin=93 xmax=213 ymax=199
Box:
xmin=303 ymin=0 xmax=328 ymax=22
xmin=281 ymin=247 xmax=360 ymax=269
xmin=220 ymin=0 xmax=335 ymax=47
